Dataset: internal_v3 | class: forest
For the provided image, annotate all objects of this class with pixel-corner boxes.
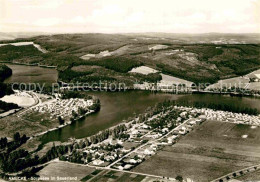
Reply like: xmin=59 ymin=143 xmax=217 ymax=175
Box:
xmin=0 ymin=34 xmax=259 ymax=85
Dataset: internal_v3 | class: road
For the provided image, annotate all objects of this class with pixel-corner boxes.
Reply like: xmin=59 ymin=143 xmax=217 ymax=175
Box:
xmin=17 ymin=91 xmax=42 ymax=117
xmin=210 ymin=163 xmax=260 ymax=182
xmin=17 ymin=92 xmax=56 ymax=117
xmin=7 ymin=111 xmax=190 ymax=181
xmin=107 ymin=118 xmax=191 ymax=169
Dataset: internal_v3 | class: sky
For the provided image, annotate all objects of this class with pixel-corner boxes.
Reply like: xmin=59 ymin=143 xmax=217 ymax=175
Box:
xmin=0 ymin=0 xmax=259 ymax=33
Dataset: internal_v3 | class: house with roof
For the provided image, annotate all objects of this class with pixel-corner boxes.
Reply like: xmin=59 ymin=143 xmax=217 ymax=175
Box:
xmin=92 ymin=159 xmax=104 ymax=166
xmin=249 ymin=74 xmax=260 ymax=82
xmin=144 ymin=148 xmax=155 ymax=155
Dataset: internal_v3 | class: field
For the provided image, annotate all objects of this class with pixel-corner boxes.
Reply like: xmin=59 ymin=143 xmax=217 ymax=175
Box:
xmin=37 ymin=161 xmax=95 ymax=181
xmin=160 ymin=73 xmax=194 ymax=87
xmin=129 ymin=66 xmax=194 ymax=86
xmin=132 ymin=120 xmax=260 ymax=182
xmin=37 ymin=161 xmax=155 ymax=182
xmin=0 ymin=94 xmax=35 ymax=107
xmin=129 ymin=66 xmax=158 ymax=75
xmin=236 ymin=169 xmax=260 ymax=181
xmin=206 ymin=68 xmax=260 ymax=91
xmin=86 ymin=170 xmax=160 ymax=182
xmin=0 ymin=111 xmax=59 ymax=138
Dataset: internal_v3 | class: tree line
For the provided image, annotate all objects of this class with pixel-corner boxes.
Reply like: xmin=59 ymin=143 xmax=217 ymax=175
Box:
xmin=0 ymin=100 xmax=20 ymax=112
xmin=0 ymin=64 xmax=12 ymax=82
xmin=0 ymin=132 xmax=28 ymax=153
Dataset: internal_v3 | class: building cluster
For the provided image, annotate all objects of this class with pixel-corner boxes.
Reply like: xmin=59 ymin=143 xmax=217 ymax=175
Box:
xmin=31 ymin=98 xmax=93 ymax=120
xmin=60 ymin=104 xmax=259 ymax=173
xmin=176 ymin=106 xmax=260 ymax=126
xmin=81 ymin=140 xmax=126 ymax=167
xmin=133 ymin=82 xmax=192 ymax=93
xmin=64 ymin=107 xmax=206 ymax=171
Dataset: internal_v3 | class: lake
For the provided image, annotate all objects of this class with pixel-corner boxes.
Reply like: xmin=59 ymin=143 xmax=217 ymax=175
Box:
xmin=4 ymin=64 xmax=58 ymax=85
xmin=3 ymin=64 xmax=260 ymax=144
xmin=40 ymin=91 xmax=260 ymax=144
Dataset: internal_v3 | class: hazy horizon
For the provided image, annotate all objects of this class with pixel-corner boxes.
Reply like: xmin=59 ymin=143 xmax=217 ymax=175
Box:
xmin=0 ymin=0 xmax=259 ymax=34
xmin=1 ymin=32 xmax=260 ymax=34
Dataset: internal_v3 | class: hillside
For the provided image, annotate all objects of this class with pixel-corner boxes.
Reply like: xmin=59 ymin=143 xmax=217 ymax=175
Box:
xmin=0 ymin=32 xmax=48 ymax=41
xmin=0 ymin=33 xmax=259 ymax=84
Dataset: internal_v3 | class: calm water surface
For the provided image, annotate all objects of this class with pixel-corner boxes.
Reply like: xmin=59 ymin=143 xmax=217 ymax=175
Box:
xmin=4 ymin=64 xmax=259 ymax=144
xmin=40 ymin=91 xmax=260 ymax=143
xmin=4 ymin=64 xmax=57 ymax=85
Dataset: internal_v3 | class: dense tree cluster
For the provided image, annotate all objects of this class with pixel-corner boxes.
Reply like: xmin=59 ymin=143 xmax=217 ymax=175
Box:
xmin=1 ymin=36 xmax=260 ymax=86
xmin=0 ymin=64 xmax=12 ymax=82
xmin=147 ymin=109 xmax=181 ymax=129
xmin=58 ymin=69 xmax=93 ymax=83
xmin=0 ymin=149 xmax=29 ymax=172
xmin=40 ymin=144 xmax=69 ymax=164
xmin=184 ymin=45 xmax=223 ymax=62
xmin=66 ymin=124 xmax=127 ymax=154
xmin=90 ymin=130 xmax=110 ymax=144
xmin=117 ymin=133 xmax=130 ymax=140
xmin=157 ymin=63 xmax=219 ymax=84
xmin=59 ymin=141 xmax=89 ymax=163
xmin=0 ymin=64 xmax=14 ymax=101
xmin=79 ymin=56 xmax=143 ymax=73
xmin=0 ymin=137 xmax=7 ymax=149
xmin=0 ymin=65 xmax=20 ymax=112
xmin=178 ymin=44 xmax=260 ymax=83
xmin=66 ymin=150 xmax=84 ymax=164
xmin=0 ymin=100 xmax=20 ymax=112
xmin=0 ymin=166 xmax=44 ymax=180
xmin=58 ymin=68 xmax=118 ymax=84
xmin=0 ymin=45 xmax=42 ymax=62
xmin=58 ymin=68 xmax=162 ymax=87
xmin=111 ymin=125 xmax=127 ymax=139
xmin=89 ymin=99 xmax=101 ymax=112
xmin=0 ymin=132 xmax=30 ymax=172
xmin=101 ymin=143 xmax=122 ymax=152
xmin=0 ymin=141 xmax=70 ymax=173
xmin=6 ymin=132 xmax=28 ymax=153
xmin=2 ymin=153 xmax=39 ymax=173
xmin=134 ymin=73 xmax=162 ymax=83
xmin=17 ymin=166 xmax=44 ymax=179
xmin=0 ymin=83 xmax=13 ymax=98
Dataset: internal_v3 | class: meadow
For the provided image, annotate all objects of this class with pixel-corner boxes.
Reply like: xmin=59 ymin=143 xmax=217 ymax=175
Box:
xmin=132 ymin=120 xmax=260 ymax=181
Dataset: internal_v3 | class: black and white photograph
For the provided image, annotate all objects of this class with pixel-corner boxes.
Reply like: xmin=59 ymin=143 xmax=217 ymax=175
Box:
xmin=0 ymin=0 xmax=259 ymax=181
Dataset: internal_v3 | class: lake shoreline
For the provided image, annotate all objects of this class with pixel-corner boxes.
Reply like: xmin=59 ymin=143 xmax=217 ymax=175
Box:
xmin=194 ymin=90 xmax=260 ymax=98
xmin=0 ymin=61 xmax=57 ymax=69
xmin=30 ymin=110 xmax=96 ymax=140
